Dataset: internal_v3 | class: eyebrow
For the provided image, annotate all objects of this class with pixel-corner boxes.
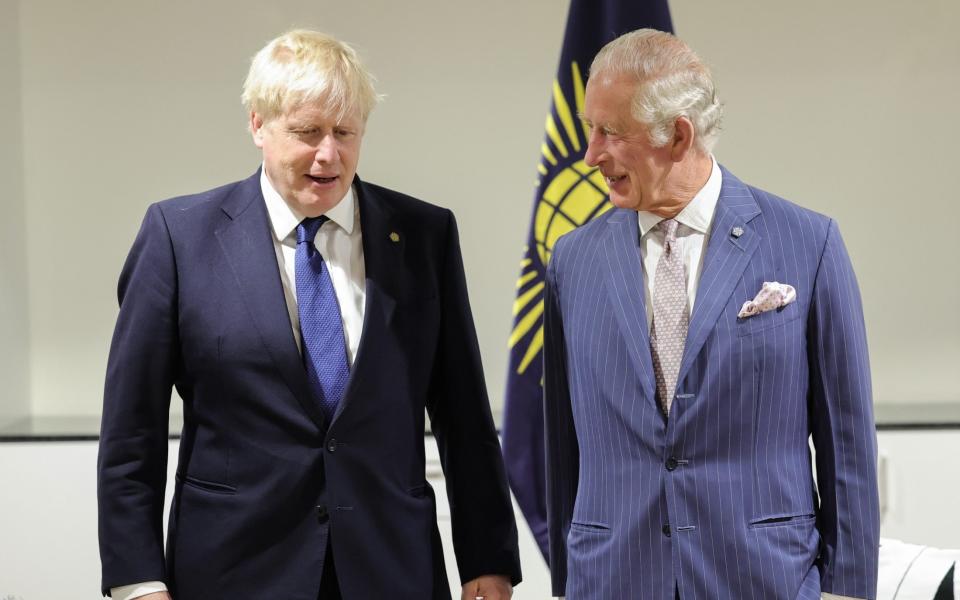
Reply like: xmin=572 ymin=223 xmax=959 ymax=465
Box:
xmin=579 ymin=116 xmax=621 ymax=135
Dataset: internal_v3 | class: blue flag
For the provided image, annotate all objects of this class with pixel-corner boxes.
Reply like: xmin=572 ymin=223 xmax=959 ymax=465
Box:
xmin=501 ymin=0 xmax=673 ymax=560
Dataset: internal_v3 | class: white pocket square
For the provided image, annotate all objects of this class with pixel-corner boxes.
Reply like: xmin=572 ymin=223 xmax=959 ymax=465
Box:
xmin=738 ymin=281 xmax=796 ymax=318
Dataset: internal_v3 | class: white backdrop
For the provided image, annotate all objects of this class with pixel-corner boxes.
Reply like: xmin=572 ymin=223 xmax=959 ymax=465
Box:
xmin=1 ymin=431 xmax=957 ymax=598
xmin=3 ymin=0 xmax=958 ymax=416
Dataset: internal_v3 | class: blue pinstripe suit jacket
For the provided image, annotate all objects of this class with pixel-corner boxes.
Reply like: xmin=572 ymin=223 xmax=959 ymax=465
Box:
xmin=544 ymin=166 xmax=879 ymax=600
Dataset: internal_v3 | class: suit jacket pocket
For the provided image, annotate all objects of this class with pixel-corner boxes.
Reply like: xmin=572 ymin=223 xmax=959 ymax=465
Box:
xmin=570 ymin=520 xmax=611 ymax=534
xmin=748 ymin=512 xmax=815 ymax=530
xmin=407 ymin=482 xmax=430 ymax=498
xmin=176 ymin=472 xmax=238 ymax=495
xmin=737 ymin=302 xmax=801 ymax=337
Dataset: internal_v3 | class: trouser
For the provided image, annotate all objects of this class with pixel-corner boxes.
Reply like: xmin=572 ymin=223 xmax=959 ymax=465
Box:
xmin=318 ymin=539 xmax=342 ymax=600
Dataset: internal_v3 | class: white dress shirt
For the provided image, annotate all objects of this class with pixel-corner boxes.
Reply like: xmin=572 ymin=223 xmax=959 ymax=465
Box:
xmin=111 ymin=169 xmax=366 ymax=600
xmin=261 ymin=167 xmax=366 ymax=364
xmin=638 ymin=156 xmax=721 ymax=327
xmin=554 ymin=157 xmax=862 ymax=600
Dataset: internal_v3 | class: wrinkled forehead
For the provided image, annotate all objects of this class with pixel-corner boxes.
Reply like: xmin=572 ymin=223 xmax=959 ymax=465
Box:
xmin=268 ymin=97 xmax=364 ymax=127
xmin=583 ymin=74 xmax=642 ymax=122
xmin=586 ymin=69 xmax=644 ymax=96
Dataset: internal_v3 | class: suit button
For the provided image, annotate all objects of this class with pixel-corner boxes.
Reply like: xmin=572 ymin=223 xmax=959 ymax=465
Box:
xmin=662 ymin=524 xmax=671 ymax=537
xmin=327 ymin=439 xmax=337 ymax=453
xmin=317 ymin=505 xmax=329 ymax=524
xmin=666 ymin=457 xmax=679 ymax=471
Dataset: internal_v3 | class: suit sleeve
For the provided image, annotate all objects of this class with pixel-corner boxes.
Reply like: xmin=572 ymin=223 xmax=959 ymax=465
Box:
xmin=98 ymin=204 xmax=180 ymax=595
xmin=543 ymin=245 xmax=579 ymax=597
xmin=808 ymin=220 xmax=879 ymax=599
xmin=426 ymin=210 xmax=522 ymax=586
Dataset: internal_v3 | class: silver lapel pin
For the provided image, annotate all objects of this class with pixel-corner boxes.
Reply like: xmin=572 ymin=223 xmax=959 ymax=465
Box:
xmin=731 ymin=226 xmax=744 ymax=238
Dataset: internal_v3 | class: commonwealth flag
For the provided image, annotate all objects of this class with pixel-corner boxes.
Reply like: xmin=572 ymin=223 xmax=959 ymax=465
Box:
xmin=501 ymin=0 xmax=673 ymax=559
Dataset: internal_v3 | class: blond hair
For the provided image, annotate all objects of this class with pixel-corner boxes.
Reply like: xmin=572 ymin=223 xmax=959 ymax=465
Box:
xmin=242 ymin=29 xmax=380 ymax=123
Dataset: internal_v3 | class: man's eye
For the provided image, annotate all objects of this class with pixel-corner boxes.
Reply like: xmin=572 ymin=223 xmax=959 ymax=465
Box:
xmin=334 ymin=129 xmax=353 ymax=138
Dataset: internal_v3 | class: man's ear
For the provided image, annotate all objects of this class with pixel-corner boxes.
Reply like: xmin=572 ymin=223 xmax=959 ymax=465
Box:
xmin=250 ymin=112 xmax=266 ymax=149
xmin=670 ymin=116 xmax=696 ymax=162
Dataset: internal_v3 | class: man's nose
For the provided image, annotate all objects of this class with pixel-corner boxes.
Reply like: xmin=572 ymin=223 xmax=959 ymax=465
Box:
xmin=314 ymin=135 xmax=337 ymax=163
xmin=584 ymin=130 xmax=603 ymax=167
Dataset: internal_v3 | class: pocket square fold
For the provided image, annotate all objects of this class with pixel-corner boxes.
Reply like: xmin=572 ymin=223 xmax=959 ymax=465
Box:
xmin=738 ymin=281 xmax=796 ymax=318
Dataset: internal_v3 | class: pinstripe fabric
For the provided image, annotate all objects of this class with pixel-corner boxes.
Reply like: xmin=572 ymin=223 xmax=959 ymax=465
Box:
xmin=544 ymin=166 xmax=879 ymax=600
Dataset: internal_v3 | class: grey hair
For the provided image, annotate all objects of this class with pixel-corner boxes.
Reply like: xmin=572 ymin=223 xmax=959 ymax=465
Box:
xmin=590 ymin=29 xmax=723 ymax=153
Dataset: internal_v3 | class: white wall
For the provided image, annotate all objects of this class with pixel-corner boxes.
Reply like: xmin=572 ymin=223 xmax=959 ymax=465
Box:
xmin=877 ymin=430 xmax=960 ymax=548
xmin=0 ymin=439 xmax=551 ymax=599
xmin=0 ymin=0 xmax=30 ymax=423
xmin=1 ymin=432 xmax=954 ymax=598
xmin=669 ymin=0 xmax=960 ymax=405
xmin=6 ymin=0 xmax=960 ymax=416
xmin=16 ymin=0 xmax=564 ymax=417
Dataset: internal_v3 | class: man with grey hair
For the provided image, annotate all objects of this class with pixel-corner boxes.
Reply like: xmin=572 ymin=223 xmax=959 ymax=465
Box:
xmin=98 ymin=29 xmax=520 ymax=599
xmin=544 ymin=29 xmax=878 ymax=600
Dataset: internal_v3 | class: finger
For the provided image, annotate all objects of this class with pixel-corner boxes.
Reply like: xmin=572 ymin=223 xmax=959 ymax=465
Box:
xmin=460 ymin=582 xmax=478 ymax=600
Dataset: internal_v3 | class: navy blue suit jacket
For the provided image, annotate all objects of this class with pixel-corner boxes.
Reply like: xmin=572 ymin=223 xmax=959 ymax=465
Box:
xmin=98 ymin=171 xmax=520 ymax=598
xmin=544 ymin=167 xmax=879 ymax=599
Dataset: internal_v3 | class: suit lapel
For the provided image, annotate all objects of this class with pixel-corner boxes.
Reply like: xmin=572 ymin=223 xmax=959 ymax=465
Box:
xmin=214 ymin=171 xmax=326 ymax=431
xmin=331 ymin=176 xmax=400 ymax=423
xmin=602 ymin=209 xmax=657 ymax=405
xmin=677 ymin=167 xmax=761 ymax=385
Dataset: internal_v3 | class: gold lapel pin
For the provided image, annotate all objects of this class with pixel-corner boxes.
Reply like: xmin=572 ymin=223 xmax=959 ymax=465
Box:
xmin=389 ymin=232 xmax=400 ymax=243
xmin=731 ymin=226 xmax=744 ymax=238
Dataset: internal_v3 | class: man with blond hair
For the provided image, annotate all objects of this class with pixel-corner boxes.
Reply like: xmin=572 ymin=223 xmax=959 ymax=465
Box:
xmin=98 ymin=30 xmax=520 ymax=599
xmin=544 ymin=29 xmax=879 ymax=599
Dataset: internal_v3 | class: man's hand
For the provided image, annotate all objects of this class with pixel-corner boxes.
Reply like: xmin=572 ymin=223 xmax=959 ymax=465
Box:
xmin=461 ymin=574 xmax=512 ymax=600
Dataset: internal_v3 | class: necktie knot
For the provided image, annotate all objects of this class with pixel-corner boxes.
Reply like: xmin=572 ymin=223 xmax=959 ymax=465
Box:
xmin=297 ymin=216 xmax=329 ymax=245
xmin=658 ymin=218 xmax=679 ymax=243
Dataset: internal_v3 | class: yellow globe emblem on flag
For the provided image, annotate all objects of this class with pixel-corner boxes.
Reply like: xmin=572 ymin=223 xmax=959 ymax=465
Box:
xmin=510 ymin=61 xmax=612 ymax=376
xmin=534 ymin=160 xmax=611 ymax=266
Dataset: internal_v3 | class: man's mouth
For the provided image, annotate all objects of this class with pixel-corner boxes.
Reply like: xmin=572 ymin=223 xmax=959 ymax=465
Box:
xmin=307 ymin=174 xmax=338 ymax=184
xmin=605 ymin=175 xmax=626 ymax=186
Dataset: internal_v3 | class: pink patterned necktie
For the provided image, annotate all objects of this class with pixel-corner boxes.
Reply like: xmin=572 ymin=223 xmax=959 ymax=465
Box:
xmin=650 ymin=218 xmax=689 ymax=416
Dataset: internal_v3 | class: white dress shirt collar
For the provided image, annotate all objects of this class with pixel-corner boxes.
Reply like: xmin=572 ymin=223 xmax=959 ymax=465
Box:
xmin=260 ymin=166 xmax=357 ymax=242
xmin=637 ymin=156 xmax=721 ymax=237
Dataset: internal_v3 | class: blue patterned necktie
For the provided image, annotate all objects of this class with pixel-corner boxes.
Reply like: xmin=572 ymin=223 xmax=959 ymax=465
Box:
xmin=296 ymin=216 xmax=350 ymax=422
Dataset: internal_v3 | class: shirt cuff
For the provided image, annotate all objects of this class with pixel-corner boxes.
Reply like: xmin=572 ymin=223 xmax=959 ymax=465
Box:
xmin=822 ymin=594 xmax=864 ymax=600
xmin=111 ymin=581 xmax=168 ymax=600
